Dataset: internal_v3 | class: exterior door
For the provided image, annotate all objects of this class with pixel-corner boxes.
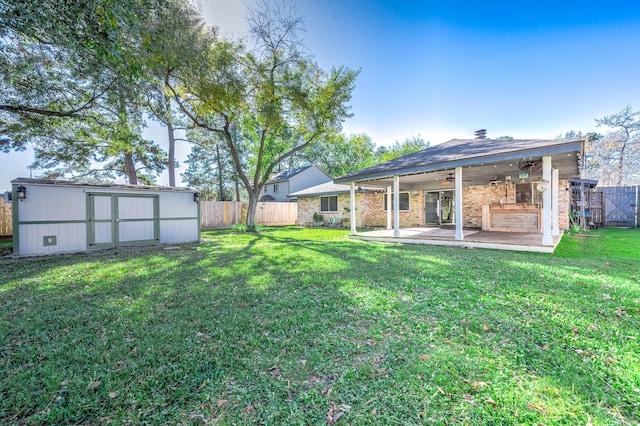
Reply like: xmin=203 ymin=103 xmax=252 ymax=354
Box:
xmin=425 ymin=191 xmax=454 ymax=225
xmin=425 ymin=192 xmax=439 ymax=224
xmin=88 ymin=193 xmax=159 ymax=248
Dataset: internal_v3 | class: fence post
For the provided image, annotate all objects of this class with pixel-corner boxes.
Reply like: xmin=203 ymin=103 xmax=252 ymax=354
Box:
xmin=635 ymin=185 xmax=640 ymax=228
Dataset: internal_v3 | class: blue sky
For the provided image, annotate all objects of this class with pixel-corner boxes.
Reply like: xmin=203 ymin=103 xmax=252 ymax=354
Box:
xmin=3 ymin=0 xmax=640 ymax=188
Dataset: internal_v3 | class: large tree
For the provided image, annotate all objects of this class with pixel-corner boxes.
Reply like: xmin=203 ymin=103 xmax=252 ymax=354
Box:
xmin=0 ymin=0 xmax=196 ymax=183
xmin=592 ymin=105 xmax=640 ymax=185
xmin=172 ymin=2 xmax=358 ymax=227
xmin=181 ymin=129 xmax=239 ymax=201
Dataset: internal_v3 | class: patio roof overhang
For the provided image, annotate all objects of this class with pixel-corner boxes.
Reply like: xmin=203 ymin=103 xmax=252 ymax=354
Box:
xmin=334 ymin=139 xmax=584 ymax=191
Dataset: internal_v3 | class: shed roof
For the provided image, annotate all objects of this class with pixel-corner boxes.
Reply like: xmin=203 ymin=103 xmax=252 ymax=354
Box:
xmin=334 ymin=138 xmax=584 ymax=186
xmin=11 ymin=178 xmax=196 ymax=193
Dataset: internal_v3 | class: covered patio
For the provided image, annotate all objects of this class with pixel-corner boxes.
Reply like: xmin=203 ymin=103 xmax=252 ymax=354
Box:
xmin=353 ymin=226 xmax=563 ymax=253
xmin=334 ymin=137 xmax=585 ymax=253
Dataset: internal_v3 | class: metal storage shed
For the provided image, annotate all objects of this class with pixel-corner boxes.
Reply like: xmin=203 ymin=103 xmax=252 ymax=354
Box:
xmin=11 ymin=178 xmax=200 ymax=256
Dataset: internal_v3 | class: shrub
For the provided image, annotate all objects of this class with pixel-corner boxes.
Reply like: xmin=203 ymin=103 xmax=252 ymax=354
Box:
xmin=231 ymin=223 xmax=249 ymax=233
xmin=312 ymin=212 xmax=324 ymax=223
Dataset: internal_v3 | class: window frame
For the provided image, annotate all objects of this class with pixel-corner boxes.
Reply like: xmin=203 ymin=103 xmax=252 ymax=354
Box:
xmin=383 ymin=192 xmax=410 ymax=211
xmin=320 ymin=195 xmax=338 ymax=212
xmin=273 ymin=184 xmax=279 ymax=193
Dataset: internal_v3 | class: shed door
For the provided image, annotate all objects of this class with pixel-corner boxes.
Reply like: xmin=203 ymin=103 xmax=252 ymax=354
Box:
xmin=88 ymin=193 xmax=159 ymax=248
xmin=116 ymin=195 xmax=158 ymax=245
xmin=88 ymin=194 xmax=115 ymax=248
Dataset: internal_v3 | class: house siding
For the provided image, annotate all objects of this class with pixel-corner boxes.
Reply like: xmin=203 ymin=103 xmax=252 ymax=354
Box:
xmin=263 ymin=180 xmax=291 ymax=202
xmin=288 ymin=166 xmax=332 ymax=194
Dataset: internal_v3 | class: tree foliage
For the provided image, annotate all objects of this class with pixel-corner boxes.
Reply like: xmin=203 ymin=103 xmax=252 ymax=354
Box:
xmin=172 ymin=1 xmax=358 ymax=226
xmin=181 ymin=129 xmax=238 ymax=201
xmin=0 ymin=0 xmax=197 ymax=183
xmin=591 ymin=105 xmax=640 ymax=185
xmin=302 ymin=133 xmax=376 ymax=177
xmin=375 ymin=135 xmax=429 ymax=163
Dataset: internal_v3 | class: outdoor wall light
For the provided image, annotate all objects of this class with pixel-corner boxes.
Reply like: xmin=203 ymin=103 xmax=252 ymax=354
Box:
xmin=193 ymin=192 xmax=200 ymax=202
xmin=17 ymin=185 xmax=27 ymax=201
xmin=536 ymin=181 xmax=549 ymax=193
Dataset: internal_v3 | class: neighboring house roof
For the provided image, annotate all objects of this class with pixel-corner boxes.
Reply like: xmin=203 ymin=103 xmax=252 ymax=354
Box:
xmin=334 ymin=138 xmax=585 ymax=186
xmin=266 ymin=166 xmax=313 ymax=183
xmin=288 ymin=181 xmax=382 ymax=198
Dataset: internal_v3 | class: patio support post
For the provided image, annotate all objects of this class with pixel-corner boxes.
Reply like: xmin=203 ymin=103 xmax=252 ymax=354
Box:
xmin=552 ymin=168 xmax=559 ymax=236
xmin=542 ymin=156 xmax=553 ymax=245
xmin=455 ymin=166 xmax=463 ymax=240
xmin=386 ymin=186 xmax=392 ymax=230
xmin=393 ymin=175 xmax=400 ymax=237
xmin=350 ymin=182 xmax=356 ymax=235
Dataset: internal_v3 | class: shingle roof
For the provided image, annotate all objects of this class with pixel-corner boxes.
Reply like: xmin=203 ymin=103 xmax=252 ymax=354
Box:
xmin=266 ymin=166 xmax=312 ymax=183
xmin=334 ymin=138 xmax=584 ymax=183
xmin=288 ymin=181 xmax=381 ymax=197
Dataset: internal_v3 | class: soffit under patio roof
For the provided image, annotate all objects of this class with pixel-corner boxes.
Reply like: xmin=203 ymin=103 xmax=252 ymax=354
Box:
xmin=335 ymin=138 xmax=584 ymax=191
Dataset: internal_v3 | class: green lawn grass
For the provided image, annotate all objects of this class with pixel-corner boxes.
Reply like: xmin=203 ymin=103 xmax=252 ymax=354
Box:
xmin=1 ymin=227 xmax=639 ymax=425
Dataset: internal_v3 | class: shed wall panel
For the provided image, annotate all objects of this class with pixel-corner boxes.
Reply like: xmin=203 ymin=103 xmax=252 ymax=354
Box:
xmin=19 ymin=223 xmax=86 ymax=255
xmin=159 ymin=192 xmax=197 ymax=218
xmin=20 ymin=186 xmax=86 ymax=222
xmin=160 ymin=219 xmax=198 ymax=243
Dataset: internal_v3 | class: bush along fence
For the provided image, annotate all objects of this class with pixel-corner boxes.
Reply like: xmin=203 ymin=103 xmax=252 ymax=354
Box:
xmin=200 ymin=201 xmax=297 ymax=228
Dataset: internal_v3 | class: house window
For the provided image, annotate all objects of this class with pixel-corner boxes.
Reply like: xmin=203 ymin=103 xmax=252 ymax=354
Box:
xmin=320 ymin=195 xmax=338 ymax=212
xmin=384 ymin=192 xmax=410 ymax=211
xmin=273 ymin=184 xmax=279 ymax=193
xmin=264 ymin=186 xmax=267 ymax=193
xmin=516 ymin=183 xmax=541 ymax=204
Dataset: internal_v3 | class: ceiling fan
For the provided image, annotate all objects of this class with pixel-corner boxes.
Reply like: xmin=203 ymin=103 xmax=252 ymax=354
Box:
xmin=488 ymin=175 xmax=504 ymax=185
xmin=440 ymin=173 xmax=472 ymax=186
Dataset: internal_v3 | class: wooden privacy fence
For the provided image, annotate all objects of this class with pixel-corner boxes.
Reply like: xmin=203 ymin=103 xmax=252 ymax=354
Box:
xmin=599 ymin=185 xmax=639 ymax=227
xmin=0 ymin=198 xmax=12 ymax=236
xmin=255 ymin=201 xmax=297 ymax=225
xmin=200 ymin=201 xmax=297 ymax=228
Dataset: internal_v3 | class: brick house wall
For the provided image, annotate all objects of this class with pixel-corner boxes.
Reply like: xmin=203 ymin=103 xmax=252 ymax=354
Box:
xmin=297 ymin=190 xmax=424 ymax=227
xmin=359 ymin=191 xmax=424 ymax=227
xmin=462 ymin=183 xmax=516 ymax=228
xmin=461 ymin=180 xmax=571 ymax=229
xmin=297 ymin=180 xmax=570 ymax=230
xmin=297 ymin=193 xmax=360 ymax=226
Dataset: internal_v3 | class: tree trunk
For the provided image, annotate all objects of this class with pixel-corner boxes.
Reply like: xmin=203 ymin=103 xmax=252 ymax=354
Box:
xmin=164 ymin=90 xmax=176 ymax=187
xmin=616 ymin=142 xmax=627 ymax=186
xmin=234 ymin=176 xmax=241 ymax=201
xmin=124 ymin=151 xmax=138 ymax=184
xmin=246 ymin=191 xmax=259 ymax=228
xmin=167 ymin=121 xmax=176 ymax=187
xmin=215 ymin=143 xmax=225 ymax=201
